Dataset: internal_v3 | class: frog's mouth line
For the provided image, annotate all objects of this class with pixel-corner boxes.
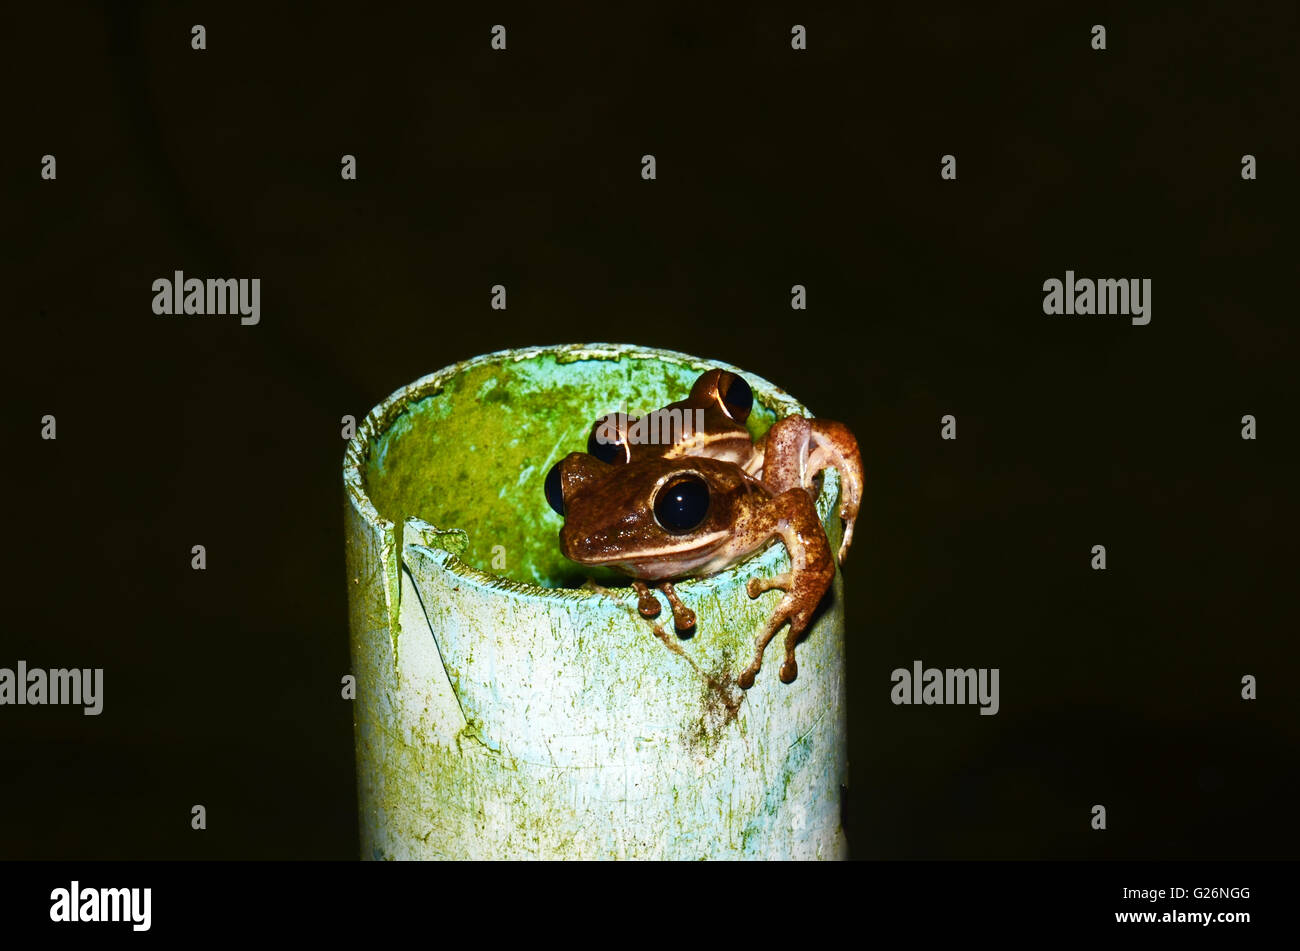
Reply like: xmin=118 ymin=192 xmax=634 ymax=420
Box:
xmin=577 ymin=529 xmax=734 ymax=575
xmin=598 ymin=543 xmax=743 ymax=579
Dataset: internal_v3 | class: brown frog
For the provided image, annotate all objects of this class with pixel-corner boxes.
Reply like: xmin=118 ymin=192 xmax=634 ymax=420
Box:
xmin=544 ymin=369 xmax=863 ymax=688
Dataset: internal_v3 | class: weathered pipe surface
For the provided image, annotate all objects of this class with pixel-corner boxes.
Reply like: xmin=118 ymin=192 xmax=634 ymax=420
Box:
xmin=343 ymin=343 xmax=848 ymax=859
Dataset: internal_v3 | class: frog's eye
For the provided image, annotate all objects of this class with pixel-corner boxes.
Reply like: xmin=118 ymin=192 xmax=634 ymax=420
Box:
xmin=653 ymin=474 xmax=710 ymax=534
xmin=691 ymin=369 xmax=753 ymax=423
xmin=587 ymin=414 xmax=633 ymax=465
xmin=544 ymin=461 xmax=566 ymax=515
xmin=716 ymin=372 xmax=753 ymax=422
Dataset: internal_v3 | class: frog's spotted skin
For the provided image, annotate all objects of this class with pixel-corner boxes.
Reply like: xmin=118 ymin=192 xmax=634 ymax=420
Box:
xmin=547 ymin=369 xmax=863 ymax=687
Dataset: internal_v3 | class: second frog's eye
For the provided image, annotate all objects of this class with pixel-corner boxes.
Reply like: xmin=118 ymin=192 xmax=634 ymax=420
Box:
xmin=587 ymin=414 xmax=633 ymax=464
xmin=716 ymin=371 xmax=752 ymax=422
xmin=653 ymin=474 xmax=710 ymax=534
xmin=691 ymin=369 xmax=753 ymax=423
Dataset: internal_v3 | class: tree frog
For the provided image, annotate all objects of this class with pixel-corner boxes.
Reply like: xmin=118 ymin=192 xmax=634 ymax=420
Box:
xmin=544 ymin=369 xmax=863 ymax=688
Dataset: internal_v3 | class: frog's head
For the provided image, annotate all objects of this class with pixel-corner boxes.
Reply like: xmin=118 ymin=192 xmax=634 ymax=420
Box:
xmin=579 ymin=369 xmax=757 ymax=468
xmin=544 ymin=452 xmax=767 ymax=581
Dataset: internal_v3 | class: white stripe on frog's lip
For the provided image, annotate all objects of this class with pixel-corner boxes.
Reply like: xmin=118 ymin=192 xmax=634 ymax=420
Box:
xmin=662 ymin=431 xmax=750 ymax=456
xmin=582 ymin=530 xmax=733 ymax=568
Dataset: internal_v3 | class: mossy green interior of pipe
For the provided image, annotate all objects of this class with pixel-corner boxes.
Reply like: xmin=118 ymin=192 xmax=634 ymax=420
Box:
xmin=363 ymin=350 xmax=784 ymax=589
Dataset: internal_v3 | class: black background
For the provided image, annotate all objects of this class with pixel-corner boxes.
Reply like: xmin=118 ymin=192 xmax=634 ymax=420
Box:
xmin=5 ymin=1 xmax=1297 ymax=859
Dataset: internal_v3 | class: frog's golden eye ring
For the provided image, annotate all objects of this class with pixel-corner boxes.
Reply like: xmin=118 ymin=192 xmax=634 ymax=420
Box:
xmin=544 ymin=461 xmax=566 ymax=515
xmin=652 ymin=473 xmax=710 ymax=534
xmin=587 ymin=414 xmax=634 ymax=465
xmin=690 ymin=369 xmax=753 ymax=423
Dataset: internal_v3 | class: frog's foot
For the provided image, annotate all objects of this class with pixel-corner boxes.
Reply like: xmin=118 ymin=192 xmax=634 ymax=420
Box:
xmin=659 ymin=581 xmax=696 ymax=633
xmin=760 ymin=416 xmax=864 ymax=565
xmin=631 ymin=580 xmax=661 ymax=619
xmin=735 ymin=487 xmax=835 ymax=689
xmin=737 ymin=593 xmax=815 ymax=688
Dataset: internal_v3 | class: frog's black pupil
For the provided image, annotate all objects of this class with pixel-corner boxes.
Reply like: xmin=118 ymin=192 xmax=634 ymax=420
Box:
xmin=544 ymin=461 xmax=565 ymax=516
xmin=720 ymin=373 xmax=753 ymax=421
xmin=654 ymin=475 xmax=710 ymax=534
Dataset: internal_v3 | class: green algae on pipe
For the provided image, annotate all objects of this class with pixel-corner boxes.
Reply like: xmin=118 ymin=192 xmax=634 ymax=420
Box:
xmin=343 ymin=343 xmax=848 ymax=859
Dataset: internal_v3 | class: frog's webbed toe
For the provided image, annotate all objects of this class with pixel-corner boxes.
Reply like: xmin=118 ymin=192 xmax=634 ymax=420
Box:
xmin=632 ymin=580 xmax=697 ymax=633
xmin=736 ymin=487 xmax=834 ymax=689
xmin=808 ymin=419 xmax=863 ymax=563
xmin=631 ymin=580 xmax=661 ymax=619
xmin=746 ymin=573 xmax=791 ymax=598
xmin=837 ymin=521 xmax=856 ymax=566
xmin=738 ymin=593 xmax=814 ymax=688
xmin=659 ymin=581 xmax=696 ymax=633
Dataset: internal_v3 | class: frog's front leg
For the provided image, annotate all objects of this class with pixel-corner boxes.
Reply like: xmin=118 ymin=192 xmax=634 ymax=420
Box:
xmin=759 ymin=416 xmax=863 ymax=564
xmin=736 ymin=487 xmax=835 ymax=688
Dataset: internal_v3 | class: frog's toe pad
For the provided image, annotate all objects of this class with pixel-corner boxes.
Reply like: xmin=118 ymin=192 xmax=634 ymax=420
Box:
xmin=747 ymin=573 xmax=792 ymax=599
xmin=838 ymin=521 xmax=856 ymax=564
